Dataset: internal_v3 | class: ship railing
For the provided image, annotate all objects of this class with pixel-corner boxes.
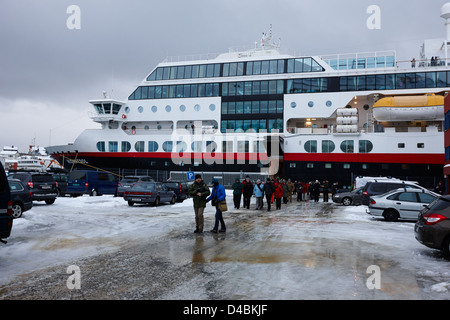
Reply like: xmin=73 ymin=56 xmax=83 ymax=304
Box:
xmin=287 ymin=125 xmax=442 ymax=135
xmin=394 ymin=58 xmax=450 ymax=70
xmin=320 ymin=50 xmax=396 ymax=70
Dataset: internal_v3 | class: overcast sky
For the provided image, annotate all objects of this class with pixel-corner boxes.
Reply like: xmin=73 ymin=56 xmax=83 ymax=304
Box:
xmin=0 ymin=0 xmax=447 ymax=152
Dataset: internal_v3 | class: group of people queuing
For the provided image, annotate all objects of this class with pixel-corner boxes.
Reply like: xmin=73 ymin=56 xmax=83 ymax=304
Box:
xmin=232 ymin=176 xmax=338 ymax=211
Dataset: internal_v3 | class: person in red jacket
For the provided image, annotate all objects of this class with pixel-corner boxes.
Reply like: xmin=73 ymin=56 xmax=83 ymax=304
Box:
xmin=274 ymin=182 xmax=283 ymax=210
xmin=301 ymin=181 xmax=309 ymax=201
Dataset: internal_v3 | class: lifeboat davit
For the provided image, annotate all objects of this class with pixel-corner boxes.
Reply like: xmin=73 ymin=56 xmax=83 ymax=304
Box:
xmin=372 ymin=94 xmax=444 ymax=121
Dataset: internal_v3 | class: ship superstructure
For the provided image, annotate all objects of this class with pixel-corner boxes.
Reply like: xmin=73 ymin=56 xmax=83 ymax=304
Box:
xmin=47 ymin=8 xmax=450 ymax=187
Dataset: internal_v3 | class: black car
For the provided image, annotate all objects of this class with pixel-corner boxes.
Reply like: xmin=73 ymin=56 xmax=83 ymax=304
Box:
xmin=415 ymin=195 xmax=450 ymax=260
xmin=164 ymin=180 xmax=190 ymax=202
xmin=0 ymin=163 xmax=13 ymax=243
xmin=332 ymin=187 xmax=363 ymax=206
xmin=8 ymin=171 xmax=58 ymax=204
xmin=361 ymin=180 xmax=427 ymax=205
xmin=8 ymin=179 xmax=32 ymax=218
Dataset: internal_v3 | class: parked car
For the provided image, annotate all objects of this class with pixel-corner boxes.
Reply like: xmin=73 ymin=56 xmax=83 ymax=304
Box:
xmin=0 ymin=163 xmax=13 ymax=243
xmin=124 ymin=182 xmax=176 ymax=206
xmin=164 ymin=180 xmax=189 ymax=202
xmin=8 ymin=171 xmax=57 ymax=204
xmin=414 ymin=195 xmax=450 ymax=260
xmin=68 ymin=170 xmax=119 ymax=197
xmin=332 ymin=187 xmax=363 ymax=206
xmin=116 ymin=175 xmax=154 ymax=196
xmin=51 ymin=171 xmax=69 ymax=197
xmin=361 ymin=180 xmax=428 ymax=205
xmin=367 ymin=188 xmax=439 ymax=222
xmin=8 ymin=179 xmax=32 ymax=218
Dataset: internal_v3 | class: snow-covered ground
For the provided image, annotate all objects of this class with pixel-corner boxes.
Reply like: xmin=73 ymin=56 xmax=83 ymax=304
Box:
xmin=1 ymin=192 xmax=449 ymax=299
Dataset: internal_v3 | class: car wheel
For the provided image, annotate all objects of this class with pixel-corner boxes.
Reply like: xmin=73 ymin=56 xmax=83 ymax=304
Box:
xmin=154 ymin=197 xmax=160 ymax=206
xmin=342 ymin=197 xmax=352 ymax=206
xmin=90 ymin=189 xmax=98 ymax=196
xmin=170 ymin=195 xmax=176 ymax=204
xmin=45 ymin=198 xmax=55 ymax=205
xmin=442 ymin=237 xmax=450 ymax=261
xmin=383 ymin=209 xmax=399 ymax=222
xmin=12 ymin=203 xmax=23 ymax=218
xmin=128 ymin=201 xmax=134 ymax=206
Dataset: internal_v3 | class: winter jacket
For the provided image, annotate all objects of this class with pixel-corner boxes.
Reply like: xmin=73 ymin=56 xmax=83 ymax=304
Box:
xmin=242 ymin=180 xmax=254 ymax=196
xmin=274 ymin=184 xmax=283 ymax=198
xmin=282 ymin=183 xmax=289 ymax=197
xmin=263 ymin=182 xmax=275 ymax=196
xmin=232 ymin=181 xmax=244 ymax=195
xmin=188 ymin=180 xmax=210 ymax=208
xmin=253 ymin=183 xmax=264 ymax=197
xmin=207 ymin=183 xmax=226 ymax=203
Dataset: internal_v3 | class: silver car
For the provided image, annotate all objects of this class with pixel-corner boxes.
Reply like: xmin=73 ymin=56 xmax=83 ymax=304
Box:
xmin=367 ymin=188 xmax=439 ymax=222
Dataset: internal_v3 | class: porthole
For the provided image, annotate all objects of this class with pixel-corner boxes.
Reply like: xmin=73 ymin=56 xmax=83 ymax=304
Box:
xmin=138 ymin=106 xmax=144 ymax=113
xmin=124 ymin=106 xmax=130 ymax=113
xmin=363 ymin=104 xmax=370 ymax=110
xmin=180 ymin=105 xmax=186 ymax=112
xmin=308 ymin=101 xmax=314 ymax=108
xmin=165 ymin=105 xmax=171 ymax=112
xmin=144 ymin=125 xmax=149 ymax=131
xmin=326 ymin=101 xmax=332 ymax=107
xmin=194 ymin=104 xmax=201 ymax=111
xmin=151 ymin=105 xmax=157 ymax=112
xmin=290 ymin=102 xmax=297 ymax=108
xmin=209 ymin=104 xmax=216 ymax=111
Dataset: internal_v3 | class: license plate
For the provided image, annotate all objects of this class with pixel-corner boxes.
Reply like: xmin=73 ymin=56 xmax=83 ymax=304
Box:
xmin=42 ymin=185 xmax=51 ymax=189
xmin=132 ymin=198 xmax=142 ymax=201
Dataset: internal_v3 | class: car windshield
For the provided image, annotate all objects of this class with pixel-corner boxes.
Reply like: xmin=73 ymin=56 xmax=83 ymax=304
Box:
xmin=122 ymin=178 xmax=139 ymax=183
xmin=134 ymin=182 xmax=155 ymax=191
xmin=165 ymin=182 xmax=179 ymax=188
xmin=33 ymin=175 xmax=54 ymax=182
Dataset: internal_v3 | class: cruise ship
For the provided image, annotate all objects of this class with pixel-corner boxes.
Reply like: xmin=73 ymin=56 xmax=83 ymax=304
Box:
xmin=46 ymin=6 xmax=450 ymax=187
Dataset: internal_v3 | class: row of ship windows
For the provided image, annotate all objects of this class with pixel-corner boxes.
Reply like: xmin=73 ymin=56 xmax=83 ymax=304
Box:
xmin=221 ymin=100 xmax=283 ymax=115
xmin=96 ymin=141 xmax=263 ymax=153
xmin=303 ymin=140 xmax=426 ymax=153
xmin=291 ymin=163 xmax=416 ymax=170
xmin=129 ymin=71 xmax=450 ymax=100
xmin=220 ymin=119 xmax=283 ymax=133
xmin=146 ymin=58 xmax=324 ymax=81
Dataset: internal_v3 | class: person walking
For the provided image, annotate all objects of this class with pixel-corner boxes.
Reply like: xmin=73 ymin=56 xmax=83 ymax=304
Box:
xmin=242 ymin=176 xmax=253 ymax=209
xmin=281 ymin=179 xmax=289 ymax=204
xmin=301 ymin=181 xmax=308 ymax=201
xmin=295 ymin=180 xmax=303 ymax=201
xmin=188 ymin=174 xmax=211 ymax=233
xmin=287 ymin=179 xmax=295 ymax=203
xmin=232 ymin=178 xmax=243 ymax=209
xmin=263 ymin=178 xmax=275 ymax=211
xmin=207 ymin=178 xmax=226 ymax=233
xmin=274 ymin=182 xmax=283 ymax=209
xmin=322 ymin=180 xmax=329 ymax=202
xmin=253 ymin=179 xmax=264 ymax=210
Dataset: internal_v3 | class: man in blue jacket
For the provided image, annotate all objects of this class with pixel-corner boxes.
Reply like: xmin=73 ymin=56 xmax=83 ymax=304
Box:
xmin=207 ymin=178 xmax=226 ymax=233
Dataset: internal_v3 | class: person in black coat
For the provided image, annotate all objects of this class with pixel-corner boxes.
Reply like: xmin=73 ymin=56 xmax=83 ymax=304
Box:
xmin=242 ymin=176 xmax=253 ymax=209
xmin=263 ymin=178 xmax=275 ymax=211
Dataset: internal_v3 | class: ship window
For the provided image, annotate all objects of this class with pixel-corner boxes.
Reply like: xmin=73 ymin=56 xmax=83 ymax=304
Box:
xmin=306 ymin=163 xmax=314 ymax=169
xmin=359 ymin=140 xmax=373 ymax=153
xmin=340 ymin=140 xmax=354 ymax=153
xmin=176 ymin=141 xmax=187 ymax=152
xmin=138 ymin=106 xmax=144 ymax=113
xmin=398 ymin=143 xmax=405 ymax=148
xmin=112 ymin=104 xmax=121 ymax=115
xmin=343 ymin=164 xmax=351 ymax=169
xmin=103 ymin=103 xmax=111 ymax=114
xmin=94 ymin=104 xmax=103 ymax=114
xmin=325 ymin=163 xmax=332 ymax=169
xmin=96 ymin=141 xmax=105 ymax=152
xmin=192 ymin=141 xmax=203 ymax=152
xmin=194 ymin=104 xmax=201 ymax=112
xmin=417 ymin=143 xmax=425 ymax=148
xmin=165 ymin=105 xmax=171 ymax=112
xmin=151 ymin=106 xmax=157 ymax=113
xmin=426 ymin=72 xmax=436 ymax=88
xmin=163 ymin=141 xmax=173 ymax=152
xmin=108 ymin=141 xmax=118 ymax=152
xmin=222 ymin=141 xmax=233 ymax=152
xmin=206 ymin=141 xmax=217 ymax=152
xmin=191 ymin=65 xmax=199 ymax=78
xmin=135 ymin=141 xmax=145 ymax=152
xmin=209 ymin=104 xmax=216 ymax=111
xmin=437 ymin=71 xmax=447 ymax=87
xmin=121 ymin=141 xmax=131 ymax=152
xmin=322 ymin=140 xmax=335 ymax=153
xmin=261 ymin=61 xmax=270 ymax=74
xmin=304 ymin=140 xmax=317 ymax=153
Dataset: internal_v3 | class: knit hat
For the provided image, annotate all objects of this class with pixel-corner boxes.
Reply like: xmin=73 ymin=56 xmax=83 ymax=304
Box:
xmin=195 ymin=174 xmax=201 ymax=179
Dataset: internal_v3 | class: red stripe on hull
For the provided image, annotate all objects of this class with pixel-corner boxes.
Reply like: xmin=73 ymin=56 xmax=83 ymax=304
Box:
xmin=284 ymin=153 xmax=444 ymax=165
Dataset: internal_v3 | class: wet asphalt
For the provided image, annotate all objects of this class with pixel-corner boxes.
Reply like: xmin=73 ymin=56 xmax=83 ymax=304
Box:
xmin=0 ymin=200 xmax=448 ymax=300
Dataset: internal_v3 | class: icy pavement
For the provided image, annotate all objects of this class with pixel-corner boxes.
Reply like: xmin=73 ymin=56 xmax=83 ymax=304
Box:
xmin=0 ymin=193 xmax=449 ymax=300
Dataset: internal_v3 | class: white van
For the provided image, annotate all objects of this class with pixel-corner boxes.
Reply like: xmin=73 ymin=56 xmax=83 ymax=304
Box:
xmin=354 ymin=176 xmax=402 ymax=189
